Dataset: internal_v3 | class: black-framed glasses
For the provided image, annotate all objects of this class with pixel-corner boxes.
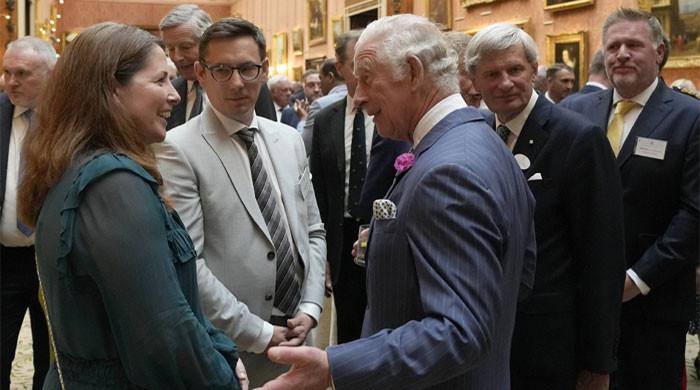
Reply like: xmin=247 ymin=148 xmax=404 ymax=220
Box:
xmin=201 ymin=62 xmax=263 ymax=82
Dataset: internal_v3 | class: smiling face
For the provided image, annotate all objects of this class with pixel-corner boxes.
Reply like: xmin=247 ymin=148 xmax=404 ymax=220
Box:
xmin=161 ymin=22 xmax=200 ymax=81
xmin=114 ymin=46 xmax=180 ymax=144
xmin=3 ymin=47 xmax=52 ymax=109
xmin=196 ymin=36 xmax=268 ymax=124
xmin=603 ymin=20 xmax=663 ymax=98
xmin=471 ymin=44 xmax=536 ymax=123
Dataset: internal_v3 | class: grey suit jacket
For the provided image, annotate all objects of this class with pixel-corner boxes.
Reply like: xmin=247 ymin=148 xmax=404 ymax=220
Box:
xmin=154 ymin=106 xmax=326 ymax=354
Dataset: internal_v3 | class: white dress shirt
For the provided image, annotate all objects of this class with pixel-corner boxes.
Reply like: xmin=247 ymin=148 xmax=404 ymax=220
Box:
xmin=495 ymin=91 xmax=539 ymax=151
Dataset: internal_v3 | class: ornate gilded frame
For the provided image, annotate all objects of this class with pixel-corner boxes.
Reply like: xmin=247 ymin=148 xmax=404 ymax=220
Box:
xmin=546 ymin=32 xmax=588 ymax=90
xmin=426 ymin=0 xmax=452 ymax=30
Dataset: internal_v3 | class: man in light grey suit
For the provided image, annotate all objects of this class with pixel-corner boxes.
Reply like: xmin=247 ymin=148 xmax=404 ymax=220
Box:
xmin=259 ymin=14 xmax=536 ymax=390
xmin=155 ymin=17 xmax=326 ymax=387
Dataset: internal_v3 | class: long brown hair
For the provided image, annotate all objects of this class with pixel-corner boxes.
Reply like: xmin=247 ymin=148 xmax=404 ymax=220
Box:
xmin=19 ymin=22 xmax=163 ymax=226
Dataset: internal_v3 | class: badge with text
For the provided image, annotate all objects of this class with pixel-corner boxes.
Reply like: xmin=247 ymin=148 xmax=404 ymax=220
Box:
xmin=634 ymin=137 xmax=667 ymax=160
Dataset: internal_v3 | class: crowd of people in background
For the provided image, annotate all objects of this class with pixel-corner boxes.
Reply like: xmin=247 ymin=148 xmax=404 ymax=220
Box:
xmin=1 ymin=4 xmax=698 ymax=390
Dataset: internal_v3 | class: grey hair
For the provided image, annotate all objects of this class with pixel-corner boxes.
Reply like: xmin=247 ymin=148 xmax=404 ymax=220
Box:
xmin=465 ymin=23 xmax=538 ymax=75
xmin=6 ymin=37 xmax=57 ymax=70
xmin=589 ymin=49 xmax=605 ymax=75
xmin=603 ymin=8 xmax=664 ymax=47
xmin=159 ymin=4 xmax=212 ymax=39
xmin=444 ymin=31 xmax=471 ymax=56
xmin=355 ymin=14 xmax=458 ymax=94
xmin=335 ymin=30 xmax=362 ymax=64
xmin=267 ymin=74 xmax=290 ymax=90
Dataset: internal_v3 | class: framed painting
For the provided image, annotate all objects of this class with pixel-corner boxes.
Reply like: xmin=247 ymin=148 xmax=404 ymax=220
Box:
xmin=292 ymin=27 xmax=303 ymax=55
xmin=272 ymin=32 xmax=288 ymax=75
xmin=292 ymin=66 xmax=303 ymax=82
xmin=426 ymin=0 xmax=452 ymax=30
xmin=387 ymin=0 xmax=413 ymax=15
xmin=653 ymin=0 xmax=700 ymax=68
xmin=305 ymin=56 xmax=326 ymax=71
xmin=544 ymin=0 xmax=594 ymax=12
xmin=331 ymin=17 xmax=343 ymax=44
xmin=308 ymin=0 xmax=327 ymax=46
xmin=547 ymin=32 xmax=587 ymax=90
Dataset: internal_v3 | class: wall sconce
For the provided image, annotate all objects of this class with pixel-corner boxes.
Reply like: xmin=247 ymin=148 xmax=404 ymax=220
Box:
xmin=5 ymin=0 xmax=15 ymax=34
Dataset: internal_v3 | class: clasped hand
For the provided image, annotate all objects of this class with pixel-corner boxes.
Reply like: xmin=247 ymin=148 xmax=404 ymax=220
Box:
xmin=268 ymin=312 xmax=316 ymax=349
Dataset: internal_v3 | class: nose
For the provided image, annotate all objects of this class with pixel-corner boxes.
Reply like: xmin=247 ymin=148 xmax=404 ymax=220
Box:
xmin=166 ymin=81 xmax=181 ymax=106
xmin=353 ymin=84 xmax=367 ymax=107
xmin=228 ymin=70 xmax=245 ymax=88
xmin=498 ymin=73 xmax=514 ymax=90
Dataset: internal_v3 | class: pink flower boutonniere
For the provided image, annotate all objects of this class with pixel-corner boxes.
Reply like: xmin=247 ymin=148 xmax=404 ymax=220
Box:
xmin=394 ymin=152 xmax=415 ymax=174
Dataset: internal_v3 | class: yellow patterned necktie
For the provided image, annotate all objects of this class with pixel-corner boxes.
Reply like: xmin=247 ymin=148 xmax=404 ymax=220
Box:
xmin=607 ymin=100 xmax=639 ymax=156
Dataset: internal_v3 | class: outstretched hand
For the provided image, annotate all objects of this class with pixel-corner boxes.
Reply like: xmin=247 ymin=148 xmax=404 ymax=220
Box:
xmin=255 ymin=346 xmax=331 ymax=390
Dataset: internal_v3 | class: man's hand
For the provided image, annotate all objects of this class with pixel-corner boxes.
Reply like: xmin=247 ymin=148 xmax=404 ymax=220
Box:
xmin=236 ymin=359 xmax=249 ymax=390
xmin=622 ymin=275 xmax=641 ymax=302
xmin=293 ymin=99 xmax=309 ymax=120
xmin=279 ymin=313 xmax=316 ymax=346
xmin=267 ymin=326 xmax=289 ymax=350
xmin=255 ymin=346 xmax=331 ymax=390
xmin=576 ymin=370 xmax=609 ymax=390
xmin=325 ymin=261 xmax=333 ymax=297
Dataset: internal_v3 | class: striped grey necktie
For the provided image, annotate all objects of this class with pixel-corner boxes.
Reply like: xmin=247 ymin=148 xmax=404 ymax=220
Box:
xmin=237 ymin=127 xmax=302 ymax=315
xmin=496 ymin=124 xmax=511 ymax=144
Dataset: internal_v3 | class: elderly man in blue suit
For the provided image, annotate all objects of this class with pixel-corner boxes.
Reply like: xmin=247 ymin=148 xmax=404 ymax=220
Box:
xmin=561 ymin=8 xmax=699 ymax=389
xmin=258 ymin=14 xmax=536 ymax=390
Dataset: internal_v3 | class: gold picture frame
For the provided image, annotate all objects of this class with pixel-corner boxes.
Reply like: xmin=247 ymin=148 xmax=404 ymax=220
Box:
xmin=292 ymin=66 xmax=303 ymax=82
xmin=653 ymin=1 xmax=700 ymax=69
xmin=544 ymin=0 xmax=594 ymax=12
xmin=426 ymin=0 xmax=452 ymax=30
xmin=464 ymin=19 xmax=530 ymax=36
xmin=292 ymin=27 xmax=303 ymax=56
xmin=307 ymin=0 xmax=327 ymax=46
xmin=272 ymin=32 xmax=288 ymax=75
xmin=546 ymin=32 xmax=588 ymax=90
xmin=461 ymin=0 xmax=501 ymax=8
xmin=331 ymin=17 xmax=343 ymax=45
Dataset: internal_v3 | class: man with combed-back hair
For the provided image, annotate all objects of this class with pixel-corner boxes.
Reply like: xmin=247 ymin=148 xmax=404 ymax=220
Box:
xmin=258 ymin=14 xmax=536 ymax=390
xmin=1 ymin=36 xmax=55 ymax=390
xmin=468 ymin=22 xmax=625 ymax=390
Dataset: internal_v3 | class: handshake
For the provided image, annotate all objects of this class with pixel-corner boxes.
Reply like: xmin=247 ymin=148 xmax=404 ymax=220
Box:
xmin=267 ymin=312 xmax=316 ymax=350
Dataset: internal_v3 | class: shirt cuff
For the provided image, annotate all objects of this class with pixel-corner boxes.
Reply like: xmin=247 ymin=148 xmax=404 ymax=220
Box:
xmin=248 ymin=321 xmax=273 ymax=354
xmin=627 ymin=269 xmax=651 ymax=295
xmin=297 ymin=302 xmax=322 ymax=326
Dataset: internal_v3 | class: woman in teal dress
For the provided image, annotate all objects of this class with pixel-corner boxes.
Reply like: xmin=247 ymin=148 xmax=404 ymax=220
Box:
xmin=18 ymin=22 xmax=245 ymax=389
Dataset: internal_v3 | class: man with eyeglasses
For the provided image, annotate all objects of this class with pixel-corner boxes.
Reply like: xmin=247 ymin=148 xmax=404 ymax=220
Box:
xmin=155 ymin=17 xmax=326 ymax=388
xmin=159 ymin=5 xmax=276 ymax=130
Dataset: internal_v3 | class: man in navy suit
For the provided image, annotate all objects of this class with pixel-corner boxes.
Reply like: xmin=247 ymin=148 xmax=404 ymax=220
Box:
xmin=468 ymin=23 xmax=625 ymax=390
xmin=280 ymin=70 xmax=321 ymax=129
xmin=259 ymin=14 xmax=536 ymax=390
xmin=160 ymin=5 xmax=275 ymax=130
xmin=561 ymin=8 xmax=699 ymax=389
xmin=1 ymin=37 xmax=54 ymax=390
xmin=560 ymin=49 xmax=610 ymax=106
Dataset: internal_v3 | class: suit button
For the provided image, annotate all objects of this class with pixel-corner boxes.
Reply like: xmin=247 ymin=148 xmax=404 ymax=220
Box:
xmin=267 ymin=251 xmax=275 ymax=260
xmin=265 ymin=294 xmax=273 ymax=301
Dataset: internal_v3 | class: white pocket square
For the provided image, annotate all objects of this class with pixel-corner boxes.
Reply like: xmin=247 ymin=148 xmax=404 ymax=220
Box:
xmin=527 ymin=173 xmax=543 ymax=181
xmin=373 ymin=199 xmax=397 ymax=220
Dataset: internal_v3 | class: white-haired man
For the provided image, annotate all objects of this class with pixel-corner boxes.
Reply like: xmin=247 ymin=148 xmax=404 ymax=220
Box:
xmin=1 ymin=36 xmax=56 ymax=390
xmin=259 ymin=14 xmax=536 ymax=390
xmin=267 ymin=75 xmax=293 ymax=122
xmin=468 ymin=23 xmax=625 ymax=390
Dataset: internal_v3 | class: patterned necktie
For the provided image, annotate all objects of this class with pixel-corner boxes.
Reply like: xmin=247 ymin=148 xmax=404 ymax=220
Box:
xmin=237 ymin=127 xmax=302 ymax=315
xmin=607 ymin=100 xmax=639 ymax=156
xmin=16 ymin=109 xmax=36 ymax=236
xmin=347 ymin=108 xmax=367 ymax=219
xmin=189 ymin=81 xmax=203 ymax=120
xmin=496 ymin=124 xmax=511 ymax=144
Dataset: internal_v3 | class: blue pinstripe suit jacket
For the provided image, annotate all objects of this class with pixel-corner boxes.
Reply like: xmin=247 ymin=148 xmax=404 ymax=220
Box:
xmin=327 ymin=107 xmax=536 ymax=389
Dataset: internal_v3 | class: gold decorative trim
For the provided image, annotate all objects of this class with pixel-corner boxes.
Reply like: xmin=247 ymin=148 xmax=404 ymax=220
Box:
xmin=666 ymin=55 xmax=700 ymax=69
xmin=463 ymin=18 xmax=530 ymax=36
xmin=544 ymin=0 xmax=594 ymax=12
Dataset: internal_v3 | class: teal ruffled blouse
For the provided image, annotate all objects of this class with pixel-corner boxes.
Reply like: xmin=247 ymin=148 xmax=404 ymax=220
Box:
xmin=35 ymin=152 xmax=241 ymax=389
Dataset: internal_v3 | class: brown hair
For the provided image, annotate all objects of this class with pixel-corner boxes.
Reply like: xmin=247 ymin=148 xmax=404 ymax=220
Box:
xmin=19 ymin=22 xmax=162 ymax=226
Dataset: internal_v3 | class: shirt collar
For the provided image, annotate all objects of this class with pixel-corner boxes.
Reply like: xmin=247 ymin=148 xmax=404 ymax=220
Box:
xmin=209 ymin=104 xmax=259 ymax=137
xmin=12 ymin=105 xmax=31 ymax=120
xmin=586 ymin=81 xmax=609 ymax=90
xmin=613 ymin=77 xmax=658 ymax=107
xmin=413 ymin=94 xmax=467 ymax=148
xmin=496 ymin=90 xmax=538 ymax=139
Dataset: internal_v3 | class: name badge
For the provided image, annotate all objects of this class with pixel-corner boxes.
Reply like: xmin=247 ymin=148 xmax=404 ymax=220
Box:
xmin=634 ymin=137 xmax=667 ymax=160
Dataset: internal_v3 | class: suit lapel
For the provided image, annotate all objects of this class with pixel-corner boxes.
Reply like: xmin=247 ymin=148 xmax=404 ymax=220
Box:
xmin=617 ymin=82 xmax=672 ymax=167
xmin=514 ymin=96 xmax=551 ymax=177
xmin=199 ymin=108 xmax=271 ymax=242
xmin=330 ymin=100 xmax=347 ymax=180
xmin=0 ymin=95 xmax=14 ymax=208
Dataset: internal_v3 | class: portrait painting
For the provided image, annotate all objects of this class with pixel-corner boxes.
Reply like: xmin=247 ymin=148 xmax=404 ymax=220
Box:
xmin=653 ymin=0 xmax=700 ymax=68
xmin=305 ymin=56 xmax=326 ymax=71
xmin=292 ymin=66 xmax=303 ymax=83
xmin=307 ymin=0 xmax=327 ymax=46
xmin=292 ymin=27 xmax=303 ymax=55
xmin=272 ymin=32 xmax=288 ymax=75
xmin=544 ymin=0 xmax=594 ymax=12
xmin=331 ymin=17 xmax=343 ymax=44
xmin=426 ymin=0 xmax=452 ymax=30
xmin=547 ymin=32 xmax=587 ymax=90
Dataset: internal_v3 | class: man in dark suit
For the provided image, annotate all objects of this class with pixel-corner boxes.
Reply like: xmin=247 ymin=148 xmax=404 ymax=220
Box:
xmin=309 ymin=33 xmax=374 ymax=343
xmin=159 ymin=5 xmax=275 ymax=130
xmin=561 ymin=9 xmax=699 ymax=389
xmin=259 ymin=14 xmax=536 ymax=390
xmin=468 ymin=23 xmax=626 ymax=390
xmin=560 ymin=49 xmax=610 ymax=106
xmin=1 ymin=37 xmax=54 ymax=390
xmin=281 ymin=70 xmax=321 ymax=129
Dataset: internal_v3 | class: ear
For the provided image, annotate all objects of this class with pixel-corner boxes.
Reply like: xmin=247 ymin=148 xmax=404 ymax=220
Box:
xmin=406 ymin=55 xmax=425 ymax=90
xmin=194 ymin=61 xmax=207 ymax=84
xmin=261 ymin=57 xmax=270 ymax=78
xmin=655 ymin=41 xmax=665 ymax=66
